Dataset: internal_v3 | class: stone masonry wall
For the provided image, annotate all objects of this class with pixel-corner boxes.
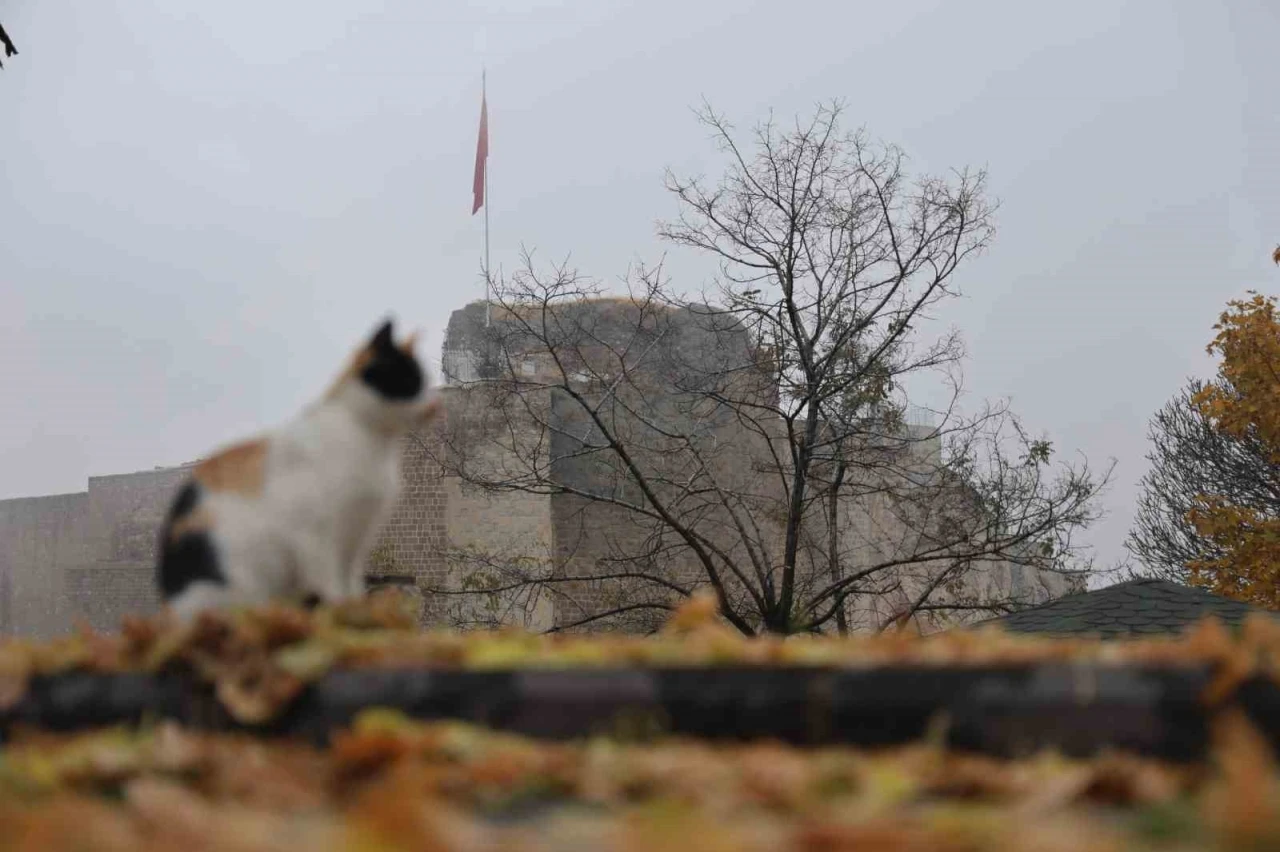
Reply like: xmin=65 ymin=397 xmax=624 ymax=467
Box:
xmin=0 ymin=492 xmax=88 ymax=637
xmin=82 ymin=467 xmax=192 ymax=568
xmin=1 ymin=298 xmax=1081 ymax=638
xmin=63 ymin=562 xmax=160 ymax=633
xmin=370 ymin=427 xmax=448 ymax=620
xmin=0 ymin=466 xmax=191 ymax=636
xmin=429 ymin=385 xmax=555 ymax=631
xmin=548 ymin=493 xmax=685 ymax=633
xmin=1 ymin=434 xmax=455 ymax=635
xmin=809 ymin=428 xmax=1078 ymax=635
xmin=59 ymin=467 xmax=192 ymax=632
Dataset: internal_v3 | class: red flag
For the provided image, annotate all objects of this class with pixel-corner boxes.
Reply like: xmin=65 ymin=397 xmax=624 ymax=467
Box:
xmin=472 ymin=85 xmax=488 ymax=215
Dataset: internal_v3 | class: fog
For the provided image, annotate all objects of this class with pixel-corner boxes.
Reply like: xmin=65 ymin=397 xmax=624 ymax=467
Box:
xmin=1 ymin=1 xmax=1277 ymax=574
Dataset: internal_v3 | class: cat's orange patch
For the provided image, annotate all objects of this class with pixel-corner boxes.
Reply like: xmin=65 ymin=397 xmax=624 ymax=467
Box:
xmin=193 ymin=439 xmax=268 ymax=496
xmin=325 ymin=346 xmax=376 ymax=400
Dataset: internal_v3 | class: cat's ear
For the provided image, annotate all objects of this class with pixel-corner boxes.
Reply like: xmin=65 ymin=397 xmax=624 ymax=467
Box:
xmin=400 ymin=330 xmax=421 ymax=356
xmin=370 ymin=319 xmax=395 ymax=352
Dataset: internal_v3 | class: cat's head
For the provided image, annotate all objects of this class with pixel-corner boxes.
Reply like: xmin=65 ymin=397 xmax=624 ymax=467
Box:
xmin=329 ymin=319 xmax=442 ymax=431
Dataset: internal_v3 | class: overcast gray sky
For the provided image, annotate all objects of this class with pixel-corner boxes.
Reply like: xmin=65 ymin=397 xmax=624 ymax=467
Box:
xmin=1 ymin=0 xmax=1277 ymax=574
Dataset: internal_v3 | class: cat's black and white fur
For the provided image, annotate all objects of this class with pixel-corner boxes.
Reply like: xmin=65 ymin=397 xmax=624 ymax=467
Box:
xmin=156 ymin=319 xmax=441 ymax=619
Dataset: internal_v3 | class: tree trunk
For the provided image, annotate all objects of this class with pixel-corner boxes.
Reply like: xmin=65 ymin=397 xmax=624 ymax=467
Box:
xmin=828 ymin=459 xmax=850 ymax=635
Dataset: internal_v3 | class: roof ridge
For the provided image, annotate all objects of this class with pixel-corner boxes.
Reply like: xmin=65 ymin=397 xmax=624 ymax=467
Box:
xmin=974 ymin=575 xmax=1276 ymax=638
xmin=1106 ymin=576 xmax=1167 ymax=588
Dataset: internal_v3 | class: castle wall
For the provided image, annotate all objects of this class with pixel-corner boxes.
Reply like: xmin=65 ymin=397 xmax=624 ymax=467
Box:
xmin=0 ymin=300 xmax=1082 ymax=638
xmin=0 ymin=442 xmax=453 ymax=635
xmin=428 ymin=385 xmax=556 ymax=630
xmin=367 ymin=430 xmax=449 ymax=622
xmin=63 ymin=561 xmax=161 ymax=633
xmin=0 ymin=466 xmax=191 ymax=636
xmin=0 ymin=492 xmax=88 ymax=636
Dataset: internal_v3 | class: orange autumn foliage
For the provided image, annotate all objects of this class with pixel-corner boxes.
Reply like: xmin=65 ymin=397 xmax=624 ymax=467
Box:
xmin=1186 ymin=289 xmax=1280 ymax=607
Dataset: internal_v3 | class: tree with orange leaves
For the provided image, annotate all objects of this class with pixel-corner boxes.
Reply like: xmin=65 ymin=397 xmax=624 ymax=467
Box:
xmin=1182 ymin=288 xmax=1280 ymax=606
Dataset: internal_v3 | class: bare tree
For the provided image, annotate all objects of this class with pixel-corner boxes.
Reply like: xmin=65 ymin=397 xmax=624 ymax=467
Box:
xmin=429 ymin=102 xmax=1108 ymax=635
xmin=1127 ymin=379 xmax=1280 ymax=584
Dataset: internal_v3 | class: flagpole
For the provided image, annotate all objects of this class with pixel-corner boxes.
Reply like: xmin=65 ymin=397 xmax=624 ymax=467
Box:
xmin=482 ymin=68 xmax=491 ymax=329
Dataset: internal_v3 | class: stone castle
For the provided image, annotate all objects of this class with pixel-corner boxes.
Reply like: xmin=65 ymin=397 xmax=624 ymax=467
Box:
xmin=0 ymin=301 xmax=1076 ymax=637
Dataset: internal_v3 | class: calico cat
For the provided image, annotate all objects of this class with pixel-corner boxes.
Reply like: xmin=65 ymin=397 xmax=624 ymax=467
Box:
xmin=156 ymin=319 xmax=442 ymax=619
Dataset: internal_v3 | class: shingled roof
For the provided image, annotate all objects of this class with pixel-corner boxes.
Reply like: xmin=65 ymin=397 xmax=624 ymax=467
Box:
xmin=977 ymin=577 xmax=1276 ymax=638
